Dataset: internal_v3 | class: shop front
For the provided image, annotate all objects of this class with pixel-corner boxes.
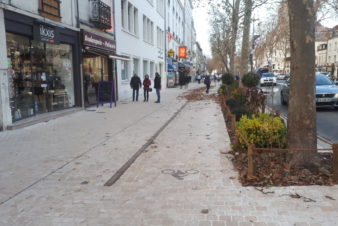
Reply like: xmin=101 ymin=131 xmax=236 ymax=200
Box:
xmin=81 ymin=30 xmax=116 ymax=106
xmin=4 ymin=11 xmax=81 ymax=123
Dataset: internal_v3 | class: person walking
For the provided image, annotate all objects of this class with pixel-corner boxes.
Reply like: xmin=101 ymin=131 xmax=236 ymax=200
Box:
xmin=143 ymin=74 xmax=151 ymax=102
xmin=196 ymin=74 xmax=201 ymax=84
xmin=179 ymin=73 xmax=185 ymax=89
xmin=130 ymin=73 xmax=142 ymax=101
xmin=204 ymin=74 xmax=211 ymax=94
xmin=154 ymin=72 xmax=161 ymax=103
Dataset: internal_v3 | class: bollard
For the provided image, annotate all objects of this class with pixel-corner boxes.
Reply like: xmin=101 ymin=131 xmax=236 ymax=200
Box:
xmin=248 ymin=144 xmax=254 ymax=179
xmin=333 ymin=144 xmax=338 ymax=184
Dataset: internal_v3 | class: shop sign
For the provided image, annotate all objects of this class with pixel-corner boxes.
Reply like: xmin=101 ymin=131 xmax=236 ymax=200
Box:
xmin=168 ymin=32 xmax=173 ymax=42
xmin=34 ymin=23 xmax=59 ymax=44
xmin=179 ymin=46 xmax=187 ymax=59
xmin=82 ymin=30 xmax=116 ymax=52
xmin=168 ymin=49 xmax=175 ymax=57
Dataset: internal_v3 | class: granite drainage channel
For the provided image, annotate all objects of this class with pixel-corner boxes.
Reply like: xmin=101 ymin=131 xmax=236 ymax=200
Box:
xmin=104 ymin=101 xmax=190 ymax=186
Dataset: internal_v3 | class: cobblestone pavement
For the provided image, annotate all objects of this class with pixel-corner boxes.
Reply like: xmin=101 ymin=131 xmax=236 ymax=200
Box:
xmin=0 ymin=85 xmax=338 ymax=226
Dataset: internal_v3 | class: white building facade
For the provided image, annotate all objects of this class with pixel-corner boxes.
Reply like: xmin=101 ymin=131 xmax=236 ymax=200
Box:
xmin=114 ymin=0 xmax=166 ymax=100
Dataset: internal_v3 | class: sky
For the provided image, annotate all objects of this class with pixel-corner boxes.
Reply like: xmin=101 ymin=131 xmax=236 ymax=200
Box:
xmin=192 ymin=5 xmax=338 ymax=59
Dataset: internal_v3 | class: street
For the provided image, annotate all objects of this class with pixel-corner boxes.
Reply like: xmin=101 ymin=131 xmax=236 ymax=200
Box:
xmin=263 ymin=80 xmax=338 ymax=143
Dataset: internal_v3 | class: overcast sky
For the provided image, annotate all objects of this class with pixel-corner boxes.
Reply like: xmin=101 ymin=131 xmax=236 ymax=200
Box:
xmin=192 ymin=5 xmax=338 ymax=59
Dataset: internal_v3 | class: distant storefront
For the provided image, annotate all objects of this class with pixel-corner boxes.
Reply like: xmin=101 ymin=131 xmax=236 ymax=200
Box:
xmin=4 ymin=10 xmax=81 ymax=122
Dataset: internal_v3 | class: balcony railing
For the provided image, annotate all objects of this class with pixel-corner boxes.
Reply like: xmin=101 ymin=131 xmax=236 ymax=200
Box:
xmin=90 ymin=0 xmax=112 ymax=30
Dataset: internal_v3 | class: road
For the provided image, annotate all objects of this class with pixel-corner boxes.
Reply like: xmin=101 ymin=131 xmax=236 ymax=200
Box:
xmin=263 ymin=80 xmax=338 ymax=143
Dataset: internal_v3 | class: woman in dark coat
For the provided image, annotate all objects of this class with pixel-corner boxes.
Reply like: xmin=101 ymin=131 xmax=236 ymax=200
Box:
xmin=154 ymin=72 xmax=161 ymax=103
xmin=143 ymin=74 xmax=151 ymax=102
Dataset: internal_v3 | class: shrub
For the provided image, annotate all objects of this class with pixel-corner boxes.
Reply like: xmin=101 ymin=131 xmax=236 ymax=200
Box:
xmin=236 ymin=113 xmax=287 ymax=149
xmin=242 ymin=72 xmax=260 ymax=88
xmin=226 ymin=98 xmax=238 ymax=109
xmin=222 ymin=73 xmax=235 ymax=85
xmin=230 ymin=88 xmax=247 ymax=106
xmin=232 ymin=107 xmax=250 ymax=121
xmin=218 ymin=84 xmax=227 ymax=95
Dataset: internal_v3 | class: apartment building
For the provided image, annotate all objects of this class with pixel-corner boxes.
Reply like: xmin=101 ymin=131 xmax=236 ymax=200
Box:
xmin=115 ymin=0 xmax=166 ymax=100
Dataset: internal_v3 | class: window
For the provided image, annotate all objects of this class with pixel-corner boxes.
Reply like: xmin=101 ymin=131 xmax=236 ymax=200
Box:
xmin=121 ymin=0 xmax=128 ymax=29
xmin=150 ymin=62 xmax=155 ymax=78
xmin=143 ymin=60 xmax=149 ymax=77
xmin=157 ymin=27 xmax=164 ymax=49
xmin=134 ymin=8 xmax=138 ymax=35
xmin=128 ymin=3 xmax=133 ymax=32
xmin=39 ymin=0 xmax=61 ymax=22
xmin=121 ymin=61 xmax=129 ymax=81
xmin=122 ymin=1 xmax=138 ymax=36
xmin=156 ymin=0 xmax=164 ymax=17
xmin=143 ymin=16 xmax=154 ymax=44
xmin=133 ymin=58 xmax=139 ymax=75
xmin=143 ymin=16 xmax=147 ymax=41
xmin=147 ymin=0 xmax=154 ymax=5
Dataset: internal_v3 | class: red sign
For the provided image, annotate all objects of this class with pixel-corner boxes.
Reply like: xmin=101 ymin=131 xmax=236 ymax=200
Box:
xmin=82 ymin=30 xmax=116 ymax=52
xmin=179 ymin=46 xmax=187 ymax=58
xmin=168 ymin=32 xmax=172 ymax=42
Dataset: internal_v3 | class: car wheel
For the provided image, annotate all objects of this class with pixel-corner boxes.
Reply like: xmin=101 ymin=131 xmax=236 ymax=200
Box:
xmin=281 ymin=92 xmax=287 ymax=105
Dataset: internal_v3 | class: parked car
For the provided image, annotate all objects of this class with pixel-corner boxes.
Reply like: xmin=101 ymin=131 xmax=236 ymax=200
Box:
xmin=280 ymin=73 xmax=338 ymax=108
xmin=256 ymin=68 xmax=269 ymax=77
xmin=276 ymin=73 xmax=287 ymax=80
xmin=260 ymin=73 xmax=277 ymax=86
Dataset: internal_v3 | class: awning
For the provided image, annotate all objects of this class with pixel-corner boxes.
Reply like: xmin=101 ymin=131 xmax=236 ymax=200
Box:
xmin=109 ymin=53 xmax=131 ymax=61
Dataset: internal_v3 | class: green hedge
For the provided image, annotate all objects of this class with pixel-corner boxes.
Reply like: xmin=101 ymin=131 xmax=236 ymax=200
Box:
xmin=236 ymin=113 xmax=287 ymax=148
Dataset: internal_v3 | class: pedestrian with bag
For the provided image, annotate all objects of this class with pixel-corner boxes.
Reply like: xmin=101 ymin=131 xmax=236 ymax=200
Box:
xmin=130 ymin=73 xmax=142 ymax=101
xmin=154 ymin=72 xmax=161 ymax=103
xmin=143 ymin=74 xmax=151 ymax=102
xmin=204 ymin=74 xmax=211 ymax=94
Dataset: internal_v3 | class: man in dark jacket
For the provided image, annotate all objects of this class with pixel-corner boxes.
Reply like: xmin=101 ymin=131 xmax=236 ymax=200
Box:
xmin=154 ymin=72 xmax=161 ymax=103
xmin=204 ymin=75 xmax=211 ymax=94
xmin=130 ymin=74 xmax=142 ymax=101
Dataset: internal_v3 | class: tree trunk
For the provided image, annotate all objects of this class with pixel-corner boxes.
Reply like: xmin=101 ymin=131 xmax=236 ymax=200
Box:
xmin=229 ymin=0 xmax=241 ymax=75
xmin=239 ymin=0 xmax=253 ymax=83
xmin=287 ymin=0 xmax=318 ymax=167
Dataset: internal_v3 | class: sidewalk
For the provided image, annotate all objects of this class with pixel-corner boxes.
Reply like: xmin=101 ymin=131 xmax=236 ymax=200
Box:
xmin=0 ymin=84 xmax=338 ymax=225
xmin=0 ymin=84 xmax=199 ymax=204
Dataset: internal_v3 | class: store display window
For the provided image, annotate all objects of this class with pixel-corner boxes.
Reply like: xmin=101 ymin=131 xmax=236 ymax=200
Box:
xmin=6 ymin=32 xmax=75 ymax=122
xmin=83 ymin=54 xmax=109 ymax=106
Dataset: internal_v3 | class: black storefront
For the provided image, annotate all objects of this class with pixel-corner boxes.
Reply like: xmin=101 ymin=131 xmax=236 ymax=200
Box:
xmin=81 ymin=30 xmax=118 ymax=106
xmin=4 ymin=10 xmax=81 ymax=122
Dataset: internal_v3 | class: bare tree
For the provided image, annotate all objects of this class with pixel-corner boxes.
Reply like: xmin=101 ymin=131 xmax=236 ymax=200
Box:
xmin=287 ymin=0 xmax=319 ymax=167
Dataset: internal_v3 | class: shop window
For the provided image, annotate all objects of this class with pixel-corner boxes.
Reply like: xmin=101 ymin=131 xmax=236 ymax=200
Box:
xmin=6 ymin=32 xmax=75 ymax=122
xmin=83 ymin=55 xmax=109 ymax=106
xmin=121 ymin=61 xmax=129 ymax=81
xmin=39 ymin=0 xmax=61 ymax=22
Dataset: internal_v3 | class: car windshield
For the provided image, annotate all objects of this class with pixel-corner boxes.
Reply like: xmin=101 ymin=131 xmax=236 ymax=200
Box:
xmin=262 ymin=73 xmax=274 ymax=77
xmin=316 ymin=73 xmax=333 ymax=86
